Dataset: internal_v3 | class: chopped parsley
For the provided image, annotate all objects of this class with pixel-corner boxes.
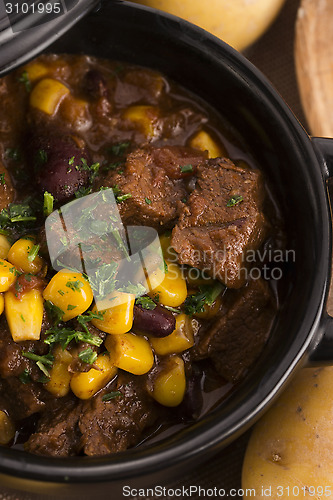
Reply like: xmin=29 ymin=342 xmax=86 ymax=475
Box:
xmin=18 ymin=71 xmax=31 ymax=92
xmin=27 ymin=244 xmax=40 ymax=263
xmin=116 ymin=193 xmax=132 ymax=203
xmin=78 ymin=348 xmax=97 ymax=365
xmin=43 ymin=191 xmax=54 ymax=217
xmin=44 ymin=300 xmax=64 ymax=325
xmin=109 ymin=142 xmax=130 ymax=156
xmin=184 ymin=281 xmax=224 ymax=316
xmin=67 ymin=304 xmax=77 ymax=311
xmin=102 ymin=391 xmax=123 ymax=402
xmin=145 ymin=197 xmax=152 ymax=205
xmin=22 ymin=351 xmax=54 ymax=378
xmin=227 ymin=195 xmax=243 ymax=207
xmin=44 ymin=326 xmax=103 ymax=350
xmin=180 ymin=164 xmax=193 ymax=173
xmin=0 ymin=173 xmax=6 ymax=185
xmin=135 ymin=296 xmax=156 ymax=310
xmin=66 ymin=279 xmax=84 ymax=292
xmin=19 ymin=368 xmax=31 ymax=385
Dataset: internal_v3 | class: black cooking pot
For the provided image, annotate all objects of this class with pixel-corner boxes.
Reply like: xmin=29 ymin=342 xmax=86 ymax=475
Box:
xmin=1 ymin=0 xmax=333 ymax=496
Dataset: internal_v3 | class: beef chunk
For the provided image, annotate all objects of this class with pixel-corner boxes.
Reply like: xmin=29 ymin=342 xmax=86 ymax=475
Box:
xmin=171 ymin=158 xmax=267 ymax=288
xmin=79 ymin=373 xmax=159 ymax=456
xmin=25 ymin=397 xmax=83 ymax=457
xmin=194 ymin=279 xmax=276 ymax=382
xmin=1 ymin=377 xmax=47 ymax=420
xmin=0 ymin=161 xmax=14 ymax=211
xmin=99 ymin=146 xmax=206 ymax=229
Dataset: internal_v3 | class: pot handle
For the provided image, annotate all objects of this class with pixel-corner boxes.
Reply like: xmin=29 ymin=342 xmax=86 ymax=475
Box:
xmin=309 ymin=137 xmax=333 ymax=363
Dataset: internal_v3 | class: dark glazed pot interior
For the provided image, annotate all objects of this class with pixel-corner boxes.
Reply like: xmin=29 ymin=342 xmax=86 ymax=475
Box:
xmin=0 ymin=0 xmax=330 ymax=487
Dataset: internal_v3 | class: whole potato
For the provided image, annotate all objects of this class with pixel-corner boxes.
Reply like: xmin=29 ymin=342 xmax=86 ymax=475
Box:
xmin=131 ymin=0 xmax=286 ymax=52
xmin=242 ymin=367 xmax=333 ymax=499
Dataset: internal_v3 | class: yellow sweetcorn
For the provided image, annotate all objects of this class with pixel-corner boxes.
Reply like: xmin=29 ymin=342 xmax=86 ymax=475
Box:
xmin=150 ymin=313 xmax=194 ymax=355
xmin=45 ymin=346 xmax=73 ymax=397
xmin=0 ymin=258 xmax=17 ymax=292
xmin=0 ymin=411 xmax=15 ymax=445
xmin=148 ymin=261 xmax=187 ymax=308
xmin=29 ymin=78 xmax=70 ymax=115
xmin=91 ymin=292 xmax=135 ymax=335
xmin=70 ymin=353 xmax=117 ymax=400
xmin=122 ymin=105 xmax=159 ymax=139
xmin=105 ymin=333 xmax=154 ymax=375
xmin=5 ymin=289 xmax=43 ymax=342
xmin=23 ymin=61 xmax=48 ymax=82
xmin=151 ymin=356 xmax=186 ymax=407
xmin=0 ymin=294 xmax=4 ymax=316
xmin=43 ymin=270 xmax=93 ymax=321
xmin=7 ymin=237 xmax=43 ymax=274
xmin=159 ymin=234 xmax=178 ymax=262
xmin=0 ymin=235 xmax=11 ymax=260
xmin=189 ymin=130 xmax=226 ymax=159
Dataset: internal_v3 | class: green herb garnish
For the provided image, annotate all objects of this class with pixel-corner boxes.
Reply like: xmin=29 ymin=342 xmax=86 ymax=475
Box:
xmin=43 ymin=191 xmax=54 ymax=217
xmin=18 ymin=71 xmax=31 ymax=92
xmin=226 ymin=195 xmax=243 ymax=207
xmin=0 ymin=174 xmax=6 ymax=186
xmin=22 ymin=351 xmax=54 ymax=378
xmin=102 ymin=391 xmax=123 ymax=402
xmin=184 ymin=281 xmax=224 ymax=316
xmin=135 ymin=296 xmax=156 ymax=310
xmin=44 ymin=300 xmax=64 ymax=325
xmin=109 ymin=142 xmax=130 ymax=156
xmin=145 ymin=197 xmax=152 ymax=205
xmin=19 ymin=368 xmax=31 ymax=384
xmin=66 ymin=280 xmax=84 ymax=292
xmin=78 ymin=348 xmax=97 ymax=365
xmin=180 ymin=164 xmax=193 ymax=173
xmin=44 ymin=327 xmax=102 ymax=350
xmin=27 ymin=244 xmax=40 ymax=263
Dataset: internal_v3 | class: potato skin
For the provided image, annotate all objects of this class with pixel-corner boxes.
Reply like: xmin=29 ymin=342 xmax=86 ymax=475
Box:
xmin=242 ymin=367 xmax=333 ymax=499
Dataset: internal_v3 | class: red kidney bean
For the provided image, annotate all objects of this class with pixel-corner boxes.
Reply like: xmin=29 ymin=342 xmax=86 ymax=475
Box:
xmin=32 ymin=133 xmax=91 ymax=202
xmin=133 ymin=302 xmax=176 ymax=338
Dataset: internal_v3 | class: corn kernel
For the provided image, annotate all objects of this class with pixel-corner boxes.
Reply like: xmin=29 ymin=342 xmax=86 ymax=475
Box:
xmin=0 ymin=235 xmax=11 ymax=260
xmin=105 ymin=333 xmax=154 ymax=375
xmin=0 ymin=258 xmax=17 ymax=292
xmin=0 ymin=411 xmax=15 ymax=445
xmin=5 ymin=289 xmax=43 ymax=342
xmin=190 ymin=130 xmax=226 ymax=158
xmin=30 ymin=78 xmax=69 ymax=115
xmin=123 ymin=105 xmax=159 ymax=139
xmin=150 ymin=313 xmax=194 ymax=355
xmin=151 ymin=356 xmax=186 ymax=407
xmin=45 ymin=346 xmax=73 ymax=397
xmin=7 ymin=237 xmax=43 ymax=274
xmin=23 ymin=61 xmax=48 ymax=82
xmin=91 ymin=292 xmax=135 ymax=335
xmin=43 ymin=270 xmax=93 ymax=322
xmin=0 ymin=294 xmax=4 ymax=316
xmin=148 ymin=261 xmax=187 ymax=308
xmin=70 ymin=353 xmax=117 ymax=400
xmin=159 ymin=234 xmax=178 ymax=262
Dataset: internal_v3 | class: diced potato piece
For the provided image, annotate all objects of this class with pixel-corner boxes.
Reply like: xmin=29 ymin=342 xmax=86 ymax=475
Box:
xmin=91 ymin=292 xmax=135 ymax=335
xmin=105 ymin=333 xmax=154 ymax=375
xmin=23 ymin=61 xmax=48 ymax=82
xmin=0 ymin=235 xmax=11 ymax=260
xmin=70 ymin=353 xmax=117 ymax=400
xmin=0 ymin=258 xmax=17 ymax=292
xmin=0 ymin=411 xmax=15 ymax=445
xmin=5 ymin=289 xmax=43 ymax=342
xmin=45 ymin=346 xmax=73 ymax=397
xmin=7 ymin=237 xmax=43 ymax=274
xmin=29 ymin=78 xmax=70 ymax=115
xmin=122 ymin=105 xmax=159 ymax=139
xmin=43 ymin=270 xmax=93 ymax=321
xmin=150 ymin=313 xmax=194 ymax=355
xmin=151 ymin=356 xmax=186 ymax=407
xmin=190 ymin=130 xmax=226 ymax=158
xmin=148 ymin=261 xmax=187 ymax=307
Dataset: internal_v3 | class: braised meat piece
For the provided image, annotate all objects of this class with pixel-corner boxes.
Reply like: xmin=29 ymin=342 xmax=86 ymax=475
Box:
xmin=171 ymin=158 xmax=267 ymax=288
xmin=79 ymin=373 xmax=159 ymax=456
xmin=0 ymin=161 xmax=14 ymax=211
xmin=25 ymin=397 xmax=83 ymax=457
xmin=99 ymin=146 xmax=206 ymax=229
xmin=194 ymin=279 xmax=276 ymax=382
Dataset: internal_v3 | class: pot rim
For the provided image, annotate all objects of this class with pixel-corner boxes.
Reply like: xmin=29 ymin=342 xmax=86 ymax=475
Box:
xmin=0 ymin=0 xmax=331 ymax=484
